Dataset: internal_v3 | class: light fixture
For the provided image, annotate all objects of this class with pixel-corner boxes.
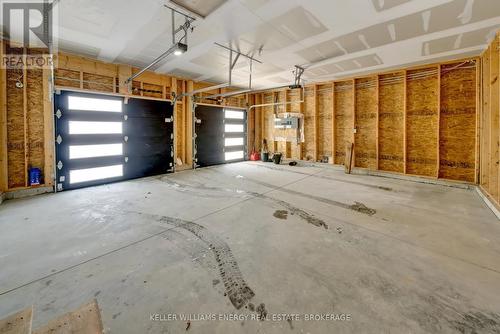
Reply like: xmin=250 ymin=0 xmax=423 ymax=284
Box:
xmin=174 ymin=42 xmax=188 ymax=56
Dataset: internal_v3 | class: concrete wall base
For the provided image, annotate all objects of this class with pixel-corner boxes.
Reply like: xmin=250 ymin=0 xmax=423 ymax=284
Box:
xmin=4 ymin=186 xmax=53 ymax=201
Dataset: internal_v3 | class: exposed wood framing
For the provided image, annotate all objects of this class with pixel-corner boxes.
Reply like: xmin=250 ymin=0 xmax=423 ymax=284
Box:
xmin=376 ymin=75 xmax=380 ymax=170
xmin=331 ymin=83 xmax=335 ymax=164
xmin=313 ymin=84 xmax=318 ymax=161
xmin=22 ymin=52 xmax=28 ymax=187
xmin=437 ymin=65 xmax=441 ymax=178
xmin=404 ymin=69 xmax=407 ymax=174
xmin=0 ymin=40 xmax=7 ymax=193
xmin=249 ymin=56 xmax=480 ymax=183
xmin=0 ymin=50 xmax=246 ymax=192
xmin=351 ymin=78 xmax=356 ymax=167
xmin=42 ymin=69 xmax=54 ymax=187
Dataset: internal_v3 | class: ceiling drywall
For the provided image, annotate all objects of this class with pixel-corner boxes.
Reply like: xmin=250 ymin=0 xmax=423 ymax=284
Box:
xmin=5 ymin=0 xmax=500 ymax=88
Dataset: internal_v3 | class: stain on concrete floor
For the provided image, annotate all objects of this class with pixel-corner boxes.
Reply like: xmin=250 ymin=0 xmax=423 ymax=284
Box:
xmin=208 ymin=168 xmax=378 ymax=217
xmin=159 ymin=176 xmax=330 ymax=229
xmin=273 ymin=210 xmax=288 ymax=219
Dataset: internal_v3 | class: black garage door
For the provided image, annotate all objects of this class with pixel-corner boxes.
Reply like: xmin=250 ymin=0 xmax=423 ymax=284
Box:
xmin=195 ymin=105 xmax=246 ymax=167
xmin=54 ymin=91 xmax=174 ymax=191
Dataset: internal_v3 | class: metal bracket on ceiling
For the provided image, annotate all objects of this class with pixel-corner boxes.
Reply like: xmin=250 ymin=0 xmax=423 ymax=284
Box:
xmin=124 ymin=5 xmax=195 ymax=86
xmin=292 ymin=65 xmax=305 ymax=88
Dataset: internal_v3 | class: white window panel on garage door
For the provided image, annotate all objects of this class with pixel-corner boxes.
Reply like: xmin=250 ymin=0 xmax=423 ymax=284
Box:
xmin=69 ymin=143 xmax=123 ymax=159
xmin=225 ymin=150 xmax=244 ymax=161
xmin=225 ymin=109 xmax=244 ymax=119
xmin=225 ymin=124 xmax=244 ymax=133
xmin=68 ymin=96 xmax=122 ymax=112
xmin=69 ymin=121 xmax=123 ymax=135
xmin=69 ymin=164 xmax=124 ymax=184
xmin=224 ymin=137 xmax=244 ymax=147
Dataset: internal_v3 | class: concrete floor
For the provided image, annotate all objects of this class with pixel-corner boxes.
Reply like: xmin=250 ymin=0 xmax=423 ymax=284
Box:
xmin=1 ymin=161 xmax=500 ymax=333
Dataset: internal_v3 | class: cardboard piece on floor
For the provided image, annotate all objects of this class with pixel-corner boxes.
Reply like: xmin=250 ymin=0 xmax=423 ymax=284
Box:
xmin=344 ymin=142 xmax=354 ymax=174
xmin=33 ymin=299 xmax=103 ymax=334
xmin=0 ymin=306 xmax=33 ymax=334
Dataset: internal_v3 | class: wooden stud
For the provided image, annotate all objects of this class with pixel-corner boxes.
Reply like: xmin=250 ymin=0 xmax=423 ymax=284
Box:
xmin=0 ymin=40 xmax=7 ymax=193
xmin=314 ymin=84 xmax=319 ymax=161
xmin=490 ymin=35 xmax=500 ymax=201
xmin=403 ymin=69 xmax=407 ymax=174
xmin=261 ymin=93 xmax=265 ymax=143
xmin=352 ymin=79 xmax=356 ymax=167
xmin=437 ymin=65 xmax=441 ymax=178
xmin=79 ymin=70 xmax=83 ymax=89
xmin=331 ymin=82 xmax=335 ymax=164
xmin=182 ymin=80 xmax=187 ymax=164
xmin=475 ymin=58 xmax=481 ymax=185
xmin=42 ymin=69 xmax=54 ymax=187
xmin=186 ymin=80 xmax=194 ymax=167
xmin=22 ymin=51 xmax=28 ymax=187
xmin=376 ymin=75 xmax=380 ymax=170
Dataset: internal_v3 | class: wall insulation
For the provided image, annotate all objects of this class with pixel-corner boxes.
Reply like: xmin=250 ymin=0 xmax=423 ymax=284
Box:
xmin=251 ymin=57 xmax=479 ymax=183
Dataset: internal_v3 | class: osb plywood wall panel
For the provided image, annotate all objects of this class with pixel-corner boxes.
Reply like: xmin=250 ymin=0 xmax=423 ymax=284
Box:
xmin=248 ymin=56 xmax=478 ymax=183
xmin=143 ymin=83 xmax=163 ymax=99
xmin=406 ymin=67 xmax=439 ymax=177
xmin=439 ymin=62 xmax=477 ymax=182
xmin=303 ymin=87 xmax=316 ymax=160
xmin=334 ymin=81 xmax=353 ymax=165
xmin=263 ymin=93 xmax=275 ymax=151
xmin=6 ymin=66 xmax=26 ymax=188
xmin=378 ymin=72 xmax=404 ymax=173
xmin=26 ymin=68 xmax=45 ymax=174
xmin=354 ymin=77 xmax=377 ymax=169
xmin=83 ymin=73 xmax=114 ymax=92
xmin=54 ymin=68 xmax=80 ymax=88
xmin=317 ymin=84 xmax=333 ymax=159
xmin=3 ymin=47 xmax=50 ymax=190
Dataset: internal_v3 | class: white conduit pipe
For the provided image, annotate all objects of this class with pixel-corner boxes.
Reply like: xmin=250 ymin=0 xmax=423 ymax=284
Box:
xmin=248 ymin=86 xmax=305 ymax=112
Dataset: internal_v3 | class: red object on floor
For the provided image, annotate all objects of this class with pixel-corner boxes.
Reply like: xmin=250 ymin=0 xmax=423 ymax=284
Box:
xmin=250 ymin=151 xmax=260 ymax=161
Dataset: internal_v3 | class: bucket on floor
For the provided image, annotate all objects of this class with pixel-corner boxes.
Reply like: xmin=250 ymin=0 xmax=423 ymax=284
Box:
xmin=273 ymin=153 xmax=282 ymax=164
xmin=250 ymin=151 xmax=260 ymax=161
xmin=29 ymin=167 xmax=42 ymax=186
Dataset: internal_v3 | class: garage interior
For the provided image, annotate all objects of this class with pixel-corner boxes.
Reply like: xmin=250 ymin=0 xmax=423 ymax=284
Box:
xmin=1 ymin=0 xmax=500 ymax=333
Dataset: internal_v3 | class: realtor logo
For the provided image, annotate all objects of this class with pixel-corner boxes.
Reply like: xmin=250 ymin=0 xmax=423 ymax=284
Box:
xmin=1 ymin=0 xmax=58 ymax=69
